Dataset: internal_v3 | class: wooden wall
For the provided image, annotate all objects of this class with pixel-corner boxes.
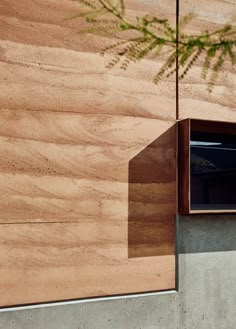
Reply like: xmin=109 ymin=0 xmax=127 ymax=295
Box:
xmin=0 ymin=0 xmax=176 ymax=306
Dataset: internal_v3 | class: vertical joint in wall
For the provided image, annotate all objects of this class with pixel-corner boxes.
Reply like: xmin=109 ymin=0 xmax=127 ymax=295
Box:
xmin=176 ymin=0 xmax=180 ymax=121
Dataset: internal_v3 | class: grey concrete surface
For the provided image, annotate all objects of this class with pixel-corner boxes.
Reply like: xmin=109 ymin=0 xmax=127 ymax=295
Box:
xmin=0 ymin=216 xmax=235 ymax=329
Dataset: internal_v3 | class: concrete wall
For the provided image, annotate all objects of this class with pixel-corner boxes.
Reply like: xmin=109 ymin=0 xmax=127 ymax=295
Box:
xmin=0 ymin=215 xmax=235 ymax=329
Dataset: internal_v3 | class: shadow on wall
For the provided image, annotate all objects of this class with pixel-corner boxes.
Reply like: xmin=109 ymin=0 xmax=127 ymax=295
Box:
xmin=178 ymin=215 xmax=236 ymax=254
xmin=128 ymin=125 xmax=177 ymax=258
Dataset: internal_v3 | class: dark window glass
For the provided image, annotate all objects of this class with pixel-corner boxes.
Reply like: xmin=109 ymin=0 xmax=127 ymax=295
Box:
xmin=190 ymin=131 xmax=236 ymax=210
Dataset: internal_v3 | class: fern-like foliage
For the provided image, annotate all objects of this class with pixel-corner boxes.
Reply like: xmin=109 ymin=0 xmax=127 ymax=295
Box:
xmin=70 ymin=0 xmax=236 ymax=92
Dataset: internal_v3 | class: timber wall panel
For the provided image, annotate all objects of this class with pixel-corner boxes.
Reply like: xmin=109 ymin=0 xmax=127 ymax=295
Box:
xmin=0 ymin=1 xmax=176 ymax=306
xmin=179 ymin=0 xmax=236 ymax=122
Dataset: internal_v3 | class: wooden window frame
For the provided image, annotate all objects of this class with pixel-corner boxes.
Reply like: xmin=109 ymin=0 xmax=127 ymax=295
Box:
xmin=178 ymin=118 xmax=236 ymax=214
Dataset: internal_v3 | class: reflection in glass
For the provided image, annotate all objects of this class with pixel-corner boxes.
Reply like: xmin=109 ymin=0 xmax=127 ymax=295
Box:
xmin=190 ymin=131 xmax=236 ymax=210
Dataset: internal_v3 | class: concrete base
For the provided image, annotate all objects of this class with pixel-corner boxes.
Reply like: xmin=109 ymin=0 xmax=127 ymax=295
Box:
xmin=0 ymin=215 xmax=235 ymax=329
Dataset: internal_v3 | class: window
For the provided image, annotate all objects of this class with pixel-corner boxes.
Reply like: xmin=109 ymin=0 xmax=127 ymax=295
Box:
xmin=178 ymin=119 xmax=236 ymax=213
